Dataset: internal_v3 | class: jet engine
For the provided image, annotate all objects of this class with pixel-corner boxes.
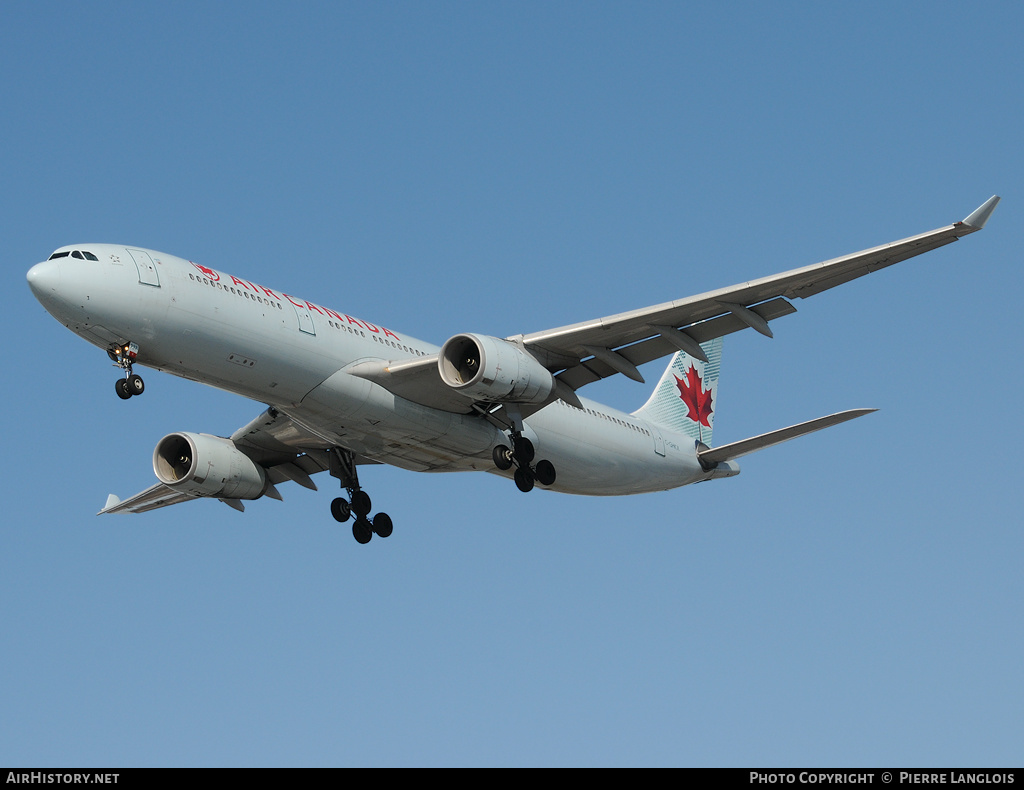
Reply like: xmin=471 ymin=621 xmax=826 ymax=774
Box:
xmin=153 ymin=432 xmax=267 ymax=500
xmin=439 ymin=333 xmax=555 ymax=404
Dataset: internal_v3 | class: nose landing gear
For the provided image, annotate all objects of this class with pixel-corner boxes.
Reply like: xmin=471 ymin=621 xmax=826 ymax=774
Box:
xmin=109 ymin=342 xmax=145 ymax=399
xmin=115 ymin=373 xmax=145 ymax=399
xmin=328 ymin=447 xmax=393 ymax=544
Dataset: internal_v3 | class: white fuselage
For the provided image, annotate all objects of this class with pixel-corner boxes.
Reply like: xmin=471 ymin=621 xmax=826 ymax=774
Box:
xmin=27 ymin=245 xmax=722 ymax=496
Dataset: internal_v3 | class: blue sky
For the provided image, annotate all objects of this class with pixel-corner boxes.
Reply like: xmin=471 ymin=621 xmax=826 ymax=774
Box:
xmin=2 ymin=1 xmax=1021 ymax=767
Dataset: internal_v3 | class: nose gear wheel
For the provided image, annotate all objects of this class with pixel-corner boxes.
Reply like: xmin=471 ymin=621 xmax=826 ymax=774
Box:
xmin=109 ymin=342 xmax=145 ymax=399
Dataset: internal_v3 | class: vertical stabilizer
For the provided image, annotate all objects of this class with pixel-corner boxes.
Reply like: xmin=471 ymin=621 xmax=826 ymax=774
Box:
xmin=632 ymin=337 xmax=722 ymax=445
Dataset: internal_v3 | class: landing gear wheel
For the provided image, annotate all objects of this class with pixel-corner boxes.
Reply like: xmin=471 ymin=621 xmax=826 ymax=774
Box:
xmin=353 ymin=518 xmax=373 ymax=544
xmin=535 ymin=460 xmax=556 ymax=486
xmin=115 ymin=378 xmax=132 ymax=400
xmin=373 ymin=512 xmax=393 ymax=538
xmin=514 ymin=467 xmax=535 ymax=493
xmin=330 ymin=497 xmax=351 ymax=523
xmin=492 ymin=444 xmax=513 ymax=471
xmin=328 ymin=447 xmax=391 ymax=543
xmin=351 ymin=490 xmax=372 ymax=518
xmin=513 ymin=436 xmax=535 ymax=464
xmin=127 ymin=374 xmax=145 ymax=396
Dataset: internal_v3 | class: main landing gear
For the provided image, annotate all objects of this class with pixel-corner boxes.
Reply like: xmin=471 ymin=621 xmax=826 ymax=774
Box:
xmin=328 ymin=447 xmax=393 ymax=545
xmin=108 ymin=342 xmax=145 ymax=400
xmin=492 ymin=432 xmax=556 ymax=493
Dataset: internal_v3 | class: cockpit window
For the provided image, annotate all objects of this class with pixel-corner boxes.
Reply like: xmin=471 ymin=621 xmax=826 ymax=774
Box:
xmin=49 ymin=249 xmax=99 ymax=261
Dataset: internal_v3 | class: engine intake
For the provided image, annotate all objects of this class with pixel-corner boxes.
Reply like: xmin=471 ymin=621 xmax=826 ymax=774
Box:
xmin=439 ymin=333 xmax=555 ymax=404
xmin=153 ymin=432 xmax=267 ymax=500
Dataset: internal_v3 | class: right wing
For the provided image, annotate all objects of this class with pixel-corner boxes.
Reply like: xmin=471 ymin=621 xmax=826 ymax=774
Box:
xmin=100 ymin=487 xmax=196 ymax=515
xmin=99 ymin=407 xmax=374 ymax=514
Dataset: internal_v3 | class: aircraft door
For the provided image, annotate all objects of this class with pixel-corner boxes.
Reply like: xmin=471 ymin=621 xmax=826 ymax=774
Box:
xmin=651 ymin=429 xmax=666 ymax=457
xmin=126 ymin=248 xmax=160 ymax=286
xmin=292 ymin=303 xmax=316 ymax=335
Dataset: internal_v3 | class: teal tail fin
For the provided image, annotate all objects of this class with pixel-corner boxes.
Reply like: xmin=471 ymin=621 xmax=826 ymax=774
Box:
xmin=632 ymin=337 xmax=723 ymax=445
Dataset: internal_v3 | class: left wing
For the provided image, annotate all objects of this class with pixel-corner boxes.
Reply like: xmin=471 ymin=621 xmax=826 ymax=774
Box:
xmin=356 ymin=196 xmax=999 ymax=410
xmin=526 ymin=196 xmax=999 ymax=390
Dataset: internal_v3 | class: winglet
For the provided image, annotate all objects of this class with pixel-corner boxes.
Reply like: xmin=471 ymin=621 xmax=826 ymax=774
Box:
xmin=962 ymin=195 xmax=1001 ymax=230
xmin=99 ymin=493 xmax=121 ymax=514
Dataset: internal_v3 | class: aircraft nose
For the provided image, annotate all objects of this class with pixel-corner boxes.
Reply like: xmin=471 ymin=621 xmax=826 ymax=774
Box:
xmin=27 ymin=260 xmax=65 ymax=315
xmin=27 ymin=259 xmax=60 ymax=298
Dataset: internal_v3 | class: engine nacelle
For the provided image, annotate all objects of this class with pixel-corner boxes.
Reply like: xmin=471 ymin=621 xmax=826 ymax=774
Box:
xmin=439 ymin=333 xmax=555 ymax=404
xmin=153 ymin=432 xmax=267 ymax=500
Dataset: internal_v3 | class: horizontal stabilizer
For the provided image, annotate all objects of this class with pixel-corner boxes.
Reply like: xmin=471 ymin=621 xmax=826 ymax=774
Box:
xmin=698 ymin=408 xmax=877 ymax=466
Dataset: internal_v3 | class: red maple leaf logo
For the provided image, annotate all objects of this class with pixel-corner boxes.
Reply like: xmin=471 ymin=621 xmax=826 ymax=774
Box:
xmin=675 ymin=365 xmax=714 ymax=427
xmin=191 ymin=262 xmax=220 ymax=282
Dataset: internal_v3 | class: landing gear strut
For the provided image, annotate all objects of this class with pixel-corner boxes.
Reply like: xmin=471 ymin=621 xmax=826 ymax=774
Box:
xmin=108 ymin=342 xmax=144 ymax=399
xmin=493 ymin=429 xmax=556 ymax=493
xmin=328 ymin=447 xmax=393 ymax=544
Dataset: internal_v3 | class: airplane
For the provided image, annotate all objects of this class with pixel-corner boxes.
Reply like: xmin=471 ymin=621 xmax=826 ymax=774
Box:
xmin=25 ymin=196 xmax=1000 ymax=543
